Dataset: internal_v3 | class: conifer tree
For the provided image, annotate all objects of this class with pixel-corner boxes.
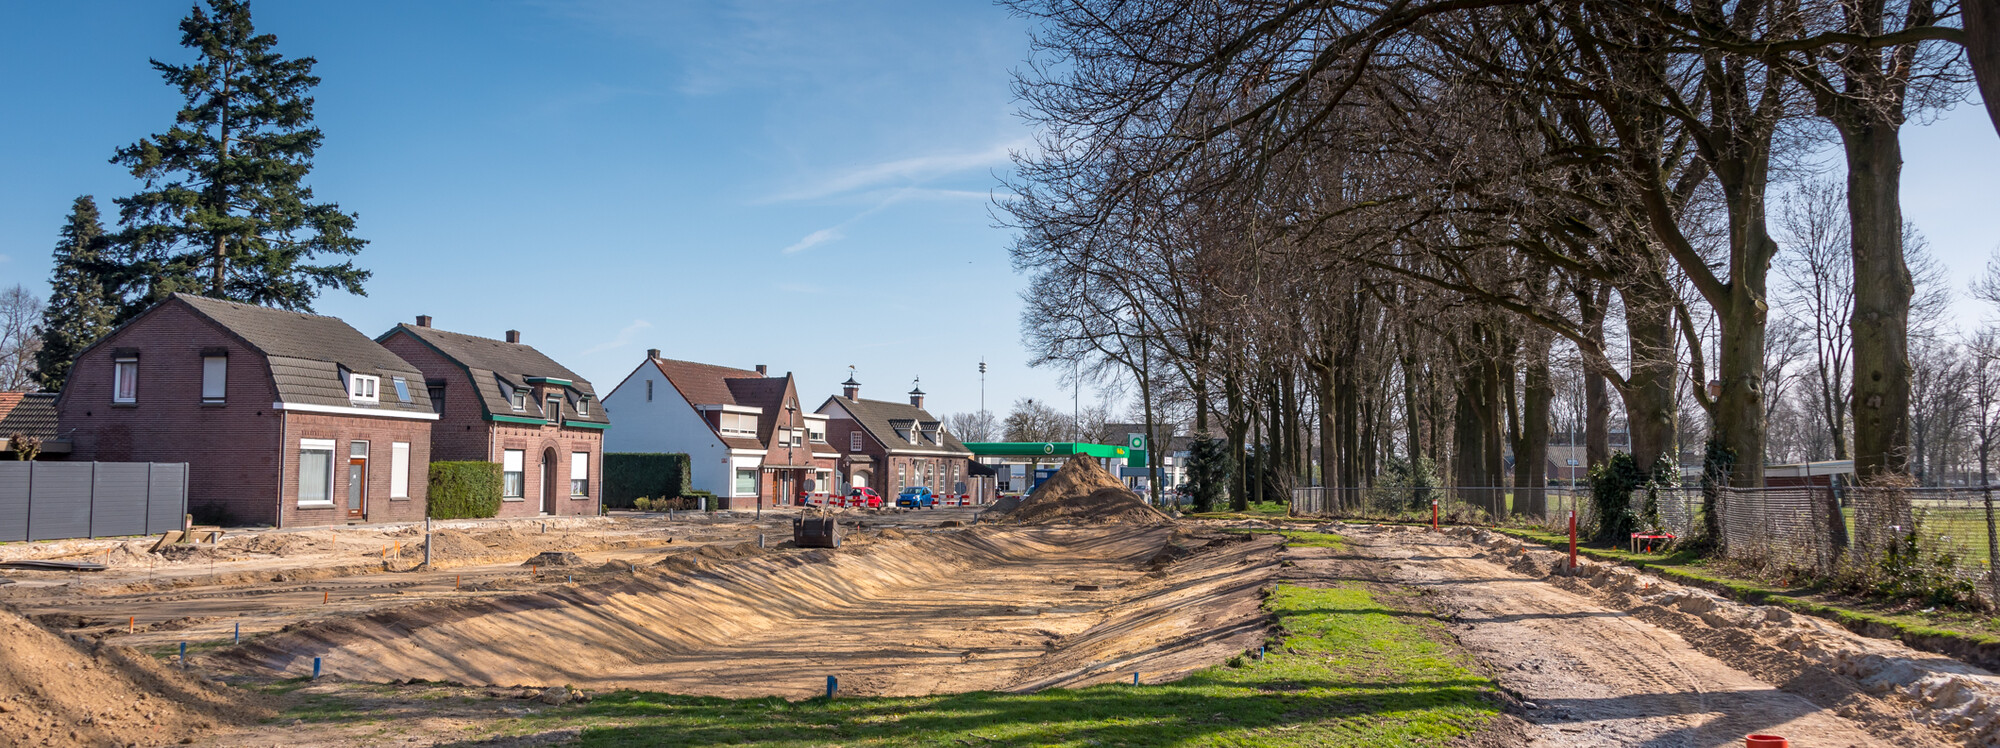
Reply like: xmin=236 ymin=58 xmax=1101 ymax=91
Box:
xmin=111 ymin=0 xmax=366 ymax=313
xmin=34 ymin=196 xmax=119 ymax=391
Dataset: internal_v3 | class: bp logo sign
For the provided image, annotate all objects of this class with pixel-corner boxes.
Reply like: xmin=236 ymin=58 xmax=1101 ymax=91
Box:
xmin=1043 ymin=443 xmax=1055 ymax=455
xmin=1128 ymin=434 xmax=1145 ymax=449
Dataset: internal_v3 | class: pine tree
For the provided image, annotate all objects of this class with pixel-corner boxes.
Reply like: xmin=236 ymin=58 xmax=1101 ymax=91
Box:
xmin=34 ymin=196 xmax=119 ymax=392
xmin=110 ymin=0 xmax=366 ymax=313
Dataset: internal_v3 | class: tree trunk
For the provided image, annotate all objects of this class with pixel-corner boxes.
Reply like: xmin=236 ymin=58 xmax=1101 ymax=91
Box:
xmin=1845 ymin=119 xmax=1914 ymax=484
xmin=1580 ymin=283 xmax=1613 ymax=469
xmin=1621 ymin=278 xmax=1679 ymax=472
xmin=1966 ymin=0 xmax=2000 ymax=138
xmin=1519 ymin=332 xmax=1554 ymax=517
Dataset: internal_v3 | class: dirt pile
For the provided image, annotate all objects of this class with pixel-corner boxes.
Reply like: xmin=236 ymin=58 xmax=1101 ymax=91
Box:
xmin=0 ymin=608 xmax=262 ymax=747
xmin=1003 ymin=456 xmax=1170 ymax=525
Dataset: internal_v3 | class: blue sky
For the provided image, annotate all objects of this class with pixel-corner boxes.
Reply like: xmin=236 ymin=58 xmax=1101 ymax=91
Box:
xmin=2 ymin=1 xmax=1997 ymax=419
xmin=0 ymin=0 xmax=1063 ymax=417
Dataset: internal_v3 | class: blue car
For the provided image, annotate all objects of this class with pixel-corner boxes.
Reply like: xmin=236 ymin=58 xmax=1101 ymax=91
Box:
xmin=896 ymin=487 xmax=935 ymax=508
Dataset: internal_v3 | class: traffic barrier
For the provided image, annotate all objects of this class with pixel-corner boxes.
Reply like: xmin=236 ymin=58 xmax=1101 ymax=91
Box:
xmin=1746 ymin=736 xmax=1788 ymax=748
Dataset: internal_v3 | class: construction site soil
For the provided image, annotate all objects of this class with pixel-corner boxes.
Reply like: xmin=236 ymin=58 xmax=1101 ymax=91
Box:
xmin=6 ymin=507 xmax=1999 ymax=746
xmin=993 ymin=455 xmax=1172 ymax=525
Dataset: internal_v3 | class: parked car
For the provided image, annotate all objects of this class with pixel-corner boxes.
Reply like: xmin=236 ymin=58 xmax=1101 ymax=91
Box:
xmin=896 ymin=486 xmax=936 ymax=509
xmin=847 ymin=487 xmax=883 ymax=509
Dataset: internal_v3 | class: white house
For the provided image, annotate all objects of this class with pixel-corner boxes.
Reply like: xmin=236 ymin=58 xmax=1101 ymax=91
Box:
xmin=601 ymin=350 xmax=832 ymax=508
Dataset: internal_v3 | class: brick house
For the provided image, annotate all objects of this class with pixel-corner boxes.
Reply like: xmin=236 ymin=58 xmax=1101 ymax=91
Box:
xmin=815 ymin=375 xmax=972 ymax=497
xmin=377 ymin=317 xmax=608 ymax=517
xmin=601 ymin=352 xmax=836 ymax=509
xmin=56 ymin=294 xmax=437 ymax=527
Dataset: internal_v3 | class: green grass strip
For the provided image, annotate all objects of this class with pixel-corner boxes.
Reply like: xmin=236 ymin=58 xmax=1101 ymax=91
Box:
xmin=464 ymin=580 xmax=1497 ymax=747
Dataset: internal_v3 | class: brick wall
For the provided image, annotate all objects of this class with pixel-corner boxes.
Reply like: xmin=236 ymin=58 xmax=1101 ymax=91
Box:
xmin=58 ymin=302 xmax=286 ymax=525
xmin=378 ymin=333 xmax=493 ymax=462
xmin=279 ymin=412 xmax=433 ymax=527
xmin=491 ymin=422 xmax=603 ymax=518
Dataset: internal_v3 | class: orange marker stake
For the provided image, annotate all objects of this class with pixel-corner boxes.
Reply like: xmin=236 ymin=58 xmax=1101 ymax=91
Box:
xmin=323 ymin=590 xmax=329 ymax=605
xmin=455 ymin=575 xmax=461 ymax=590
xmin=129 ymin=616 xmax=135 ymax=634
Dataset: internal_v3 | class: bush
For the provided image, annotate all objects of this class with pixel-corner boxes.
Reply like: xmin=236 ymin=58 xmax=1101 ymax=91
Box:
xmin=604 ymin=453 xmax=692 ymax=509
xmin=1186 ymin=436 xmax=1232 ymax=514
xmin=684 ymin=489 xmax=716 ymax=511
xmin=428 ymin=461 xmax=502 ymax=519
xmin=1588 ymin=452 xmax=1673 ymax=544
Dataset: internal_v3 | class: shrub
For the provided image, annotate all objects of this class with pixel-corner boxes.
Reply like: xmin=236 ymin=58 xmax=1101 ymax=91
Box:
xmin=604 ymin=453 xmax=692 ymax=509
xmin=684 ymin=489 xmax=716 ymax=511
xmin=428 ymin=461 xmax=502 ymax=519
xmin=1186 ymin=436 xmax=1232 ymax=514
xmin=1588 ymin=452 xmax=1673 ymax=544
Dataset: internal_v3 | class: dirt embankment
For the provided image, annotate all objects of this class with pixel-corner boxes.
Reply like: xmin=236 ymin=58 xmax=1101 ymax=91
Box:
xmin=997 ymin=455 xmax=1171 ymax=525
xmin=1352 ymin=523 xmax=2000 ymax=747
xmin=210 ymin=525 xmax=1278 ymax=698
xmin=0 ymin=608 xmax=265 ymax=748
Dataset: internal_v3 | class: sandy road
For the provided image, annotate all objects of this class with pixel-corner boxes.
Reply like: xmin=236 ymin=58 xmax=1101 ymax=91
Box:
xmin=1334 ymin=526 xmax=1940 ymax=748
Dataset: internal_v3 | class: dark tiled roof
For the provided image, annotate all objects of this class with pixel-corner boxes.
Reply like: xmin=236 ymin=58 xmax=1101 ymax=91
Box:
xmin=647 ymin=357 xmax=798 ymax=452
xmin=820 ymin=396 xmax=970 ymax=456
xmin=172 ymin=295 xmax=433 ymax=415
xmin=0 ymin=393 xmax=58 ymax=439
xmin=381 ymin=324 xmax=607 ymax=425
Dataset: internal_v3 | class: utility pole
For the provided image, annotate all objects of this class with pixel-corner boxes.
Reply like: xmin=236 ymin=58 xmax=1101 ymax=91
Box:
xmin=979 ymin=359 xmax=987 ymax=415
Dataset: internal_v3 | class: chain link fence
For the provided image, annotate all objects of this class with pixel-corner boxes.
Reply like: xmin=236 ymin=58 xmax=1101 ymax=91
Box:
xmin=1291 ymin=482 xmax=2000 ymax=608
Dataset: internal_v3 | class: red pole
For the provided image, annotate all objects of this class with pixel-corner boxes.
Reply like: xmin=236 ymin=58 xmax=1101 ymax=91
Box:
xmin=1568 ymin=510 xmax=1578 ymax=571
xmin=1431 ymin=500 xmax=1439 ymax=532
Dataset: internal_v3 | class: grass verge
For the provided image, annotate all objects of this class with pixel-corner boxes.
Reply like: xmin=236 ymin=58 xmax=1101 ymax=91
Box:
xmin=437 ymin=579 xmax=1498 ymax=747
xmin=1488 ymin=526 xmax=2000 ymax=668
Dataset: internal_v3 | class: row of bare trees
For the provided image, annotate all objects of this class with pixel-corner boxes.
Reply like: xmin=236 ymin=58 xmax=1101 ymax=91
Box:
xmin=1000 ymin=0 xmax=1974 ymax=530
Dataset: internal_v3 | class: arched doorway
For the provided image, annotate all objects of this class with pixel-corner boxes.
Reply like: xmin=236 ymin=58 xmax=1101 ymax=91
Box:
xmin=852 ymin=469 xmax=871 ymax=489
xmin=541 ymin=448 xmax=557 ymax=515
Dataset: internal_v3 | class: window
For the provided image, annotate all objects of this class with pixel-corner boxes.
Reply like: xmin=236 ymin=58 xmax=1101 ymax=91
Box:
xmin=897 ymin=463 xmax=907 ymax=492
xmin=201 ymin=355 xmax=226 ymax=403
xmin=427 ymin=382 xmax=446 ymax=414
xmin=719 ymin=412 xmax=757 ymax=437
xmin=113 ymin=358 xmax=138 ymax=403
xmin=390 ymin=442 xmax=411 ymax=498
xmin=502 ymin=449 xmax=525 ymax=498
xmin=809 ymin=425 xmax=826 ymax=443
xmin=576 ymin=397 xmax=589 ymax=417
xmin=734 ymin=468 xmax=757 ymax=496
xmin=392 ymin=377 xmax=412 ymax=403
xmin=646 ymin=380 xmax=653 ymax=401
xmin=570 ymin=451 xmax=589 ymax=496
xmin=545 ymin=394 xmax=562 ymax=424
xmin=347 ymin=373 xmax=380 ymax=404
xmin=850 ymin=431 xmax=862 ymax=452
xmin=791 ymin=428 xmax=804 ymax=446
xmin=510 ymin=387 xmax=528 ymax=411
xmin=298 ymin=439 xmax=335 ymax=505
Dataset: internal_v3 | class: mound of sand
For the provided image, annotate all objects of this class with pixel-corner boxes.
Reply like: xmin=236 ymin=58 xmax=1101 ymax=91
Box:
xmin=0 ymin=609 xmax=262 ymax=747
xmin=1004 ymin=456 xmax=1171 ymax=525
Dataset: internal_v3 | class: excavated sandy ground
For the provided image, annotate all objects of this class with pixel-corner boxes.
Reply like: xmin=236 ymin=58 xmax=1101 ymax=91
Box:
xmin=1336 ymin=523 xmax=2000 ymax=747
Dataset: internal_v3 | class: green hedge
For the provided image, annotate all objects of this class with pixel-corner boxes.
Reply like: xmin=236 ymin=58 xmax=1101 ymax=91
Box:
xmin=604 ymin=453 xmax=692 ymax=509
xmin=428 ymin=461 xmax=503 ymax=519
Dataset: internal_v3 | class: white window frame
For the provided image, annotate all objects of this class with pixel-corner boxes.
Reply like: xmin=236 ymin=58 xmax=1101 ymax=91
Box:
xmin=719 ymin=413 xmax=757 ymax=437
xmin=570 ymin=451 xmax=589 ymax=496
xmin=113 ymin=358 xmax=139 ymax=403
xmin=850 ymin=431 xmax=863 ymax=452
xmin=298 ymin=438 xmax=337 ymax=506
xmin=201 ymin=355 xmax=227 ymax=403
xmin=810 ymin=426 xmax=827 ymax=443
xmin=734 ymin=468 xmax=757 ymax=497
xmin=391 ymin=376 xmax=412 ymax=403
xmin=347 ymin=373 xmax=381 ymax=404
xmin=544 ymin=394 xmax=562 ymax=424
xmin=510 ymin=388 xmax=528 ymax=411
xmin=390 ymin=442 xmax=411 ymax=498
xmin=576 ymin=397 xmax=589 ymax=417
xmin=502 ymin=449 xmax=525 ymax=499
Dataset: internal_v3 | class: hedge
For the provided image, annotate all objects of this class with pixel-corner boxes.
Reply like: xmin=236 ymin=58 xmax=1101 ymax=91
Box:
xmin=428 ymin=461 xmax=503 ymax=519
xmin=604 ymin=453 xmax=692 ymax=509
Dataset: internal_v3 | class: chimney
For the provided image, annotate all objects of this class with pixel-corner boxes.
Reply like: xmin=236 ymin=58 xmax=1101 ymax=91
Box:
xmin=908 ymin=378 xmax=926 ymax=410
xmin=646 ymin=348 xmax=660 ymax=359
xmin=755 ymin=364 xmax=768 ymax=376
xmin=505 ymin=330 xmax=520 ymax=344
xmin=841 ymin=373 xmax=861 ymax=401
xmin=414 ymin=315 xmax=432 ymax=328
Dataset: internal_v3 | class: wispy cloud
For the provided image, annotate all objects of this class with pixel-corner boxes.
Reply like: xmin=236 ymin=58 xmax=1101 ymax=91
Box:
xmin=781 ymin=228 xmax=845 ymax=254
xmin=772 ymin=140 xmax=1026 ymax=202
xmin=583 ymin=319 xmax=653 ymax=355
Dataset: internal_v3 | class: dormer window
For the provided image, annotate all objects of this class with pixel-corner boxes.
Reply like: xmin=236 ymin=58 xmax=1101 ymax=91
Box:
xmin=576 ymin=396 xmax=589 ymax=417
xmin=510 ymin=388 xmax=528 ymax=411
xmin=719 ymin=412 xmax=757 ymax=437
xmin=346 ymin=373 xmax=380 ymax=404
xmin=545 ymin=394 xmax=562 ymax=424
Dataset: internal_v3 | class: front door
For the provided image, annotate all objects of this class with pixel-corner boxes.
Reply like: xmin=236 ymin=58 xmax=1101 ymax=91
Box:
xmin=347 ymin=441 xmax=369 ymax=519
xmin=541 ymin=449 xmax=557 ymax=515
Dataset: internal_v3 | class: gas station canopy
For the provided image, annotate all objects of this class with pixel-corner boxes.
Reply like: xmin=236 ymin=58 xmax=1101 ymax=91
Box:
xmin=961 ymin=442 xmax=1130 ymax=459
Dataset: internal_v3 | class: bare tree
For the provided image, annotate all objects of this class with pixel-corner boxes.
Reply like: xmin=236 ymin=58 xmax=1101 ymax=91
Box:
xmin=944 ymin=411 xmax=999 ymax=443
xmin=0 ymin=286 xmax=43 ymax=391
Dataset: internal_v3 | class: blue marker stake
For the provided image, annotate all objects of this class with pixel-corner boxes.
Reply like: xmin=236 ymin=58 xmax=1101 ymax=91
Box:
xmin=826 ymin=675 xmax=837 ymax=699
xmin=1133 ymin=672 xmax=1140 ymax=685
xmin=180 ymin=641 xmax=187 ymax=667
xmin=234 ymin=622 xmax=240 ymax=644
xmin=312 ymin=657 xmax=321 ymax=680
